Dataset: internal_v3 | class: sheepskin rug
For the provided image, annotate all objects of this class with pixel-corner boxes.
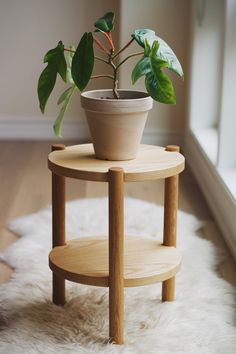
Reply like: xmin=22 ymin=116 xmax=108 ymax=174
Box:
xmin=0 ymin=198 xmax=235 ymax=354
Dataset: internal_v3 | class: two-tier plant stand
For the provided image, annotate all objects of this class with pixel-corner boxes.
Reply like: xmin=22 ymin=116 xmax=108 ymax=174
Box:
xmin=48 ymin=143 xmax=185 ymax=344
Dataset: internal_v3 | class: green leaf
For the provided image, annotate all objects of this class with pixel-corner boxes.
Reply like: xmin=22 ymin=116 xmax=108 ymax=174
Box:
xmin=66 ymin=67 xmax=74 ymax=84
xmin=132 ymin=57 xmax=151 ymax=84
xmin=38 ymin=41 xmax=67 ymax=113
xmin=132 ymin=41 xmax=167 ymax=85
xmin=132 ymin=29 xmax=184 ymax=78
xmin=132 ymin=40 xmax=175 ymax=103
xmin=132 ymin=29 xmax=155 ymax=47
xmin=43 ymin=41 xmax=63 ymax=62
xmin=150 ymin=40 xmax=159 ymax=58
xmin=94 ymin=12 xmax=115 ymax=32
xmin=37 ymin=64 xmax=57 ymax=113
xmin=156 ymin=37 xmax=183 ymax=78
xmin=44 ymin=41 xmax=67 ymax=82
xmin=57 ymin=86 xmax=74 ymax=105
xmin=144 ymin=39 xmax=151 ymax=56
xmin=54 ymin=85 xmax=76 ymax=137
xmin=145 ymin=56 xmax=176 ymax=104
xmin=71 ymin=32 xmax=94 ymax=91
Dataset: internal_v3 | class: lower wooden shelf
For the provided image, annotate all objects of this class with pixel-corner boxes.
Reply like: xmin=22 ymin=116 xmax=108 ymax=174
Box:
xmin=49 ymin=236 xmax=181 ymax=288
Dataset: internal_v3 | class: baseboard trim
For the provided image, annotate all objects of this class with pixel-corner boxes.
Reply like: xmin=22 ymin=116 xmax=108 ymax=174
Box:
xmin=185 ymin=130 xmax=236 ymax=260
xmin=0 ymin=116 xmax=183 ymax=147
xmin=0 ymin=116 xmax=90 ymax=140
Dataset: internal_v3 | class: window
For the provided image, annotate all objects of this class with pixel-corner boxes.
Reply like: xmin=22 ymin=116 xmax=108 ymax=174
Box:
xmin=217 ymin=0 xmax=236 ymax=198
xmin=189 ymin=0 xmax=236 ymax=199
xmin=187 ymin=0 xmax=236 ymax=256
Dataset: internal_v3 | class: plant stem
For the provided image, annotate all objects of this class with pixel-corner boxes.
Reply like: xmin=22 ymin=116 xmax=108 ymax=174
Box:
xmin=64 ymin=48 xmax=75 ymax=53
xmin=95 ymin=56 xmax=109 ymax=64
xmin=93 ymin=35 xmax=110 ymax=54
xmin=113 ymin=71 xmax=119 ymax=98
xmin=116 ymin=51 xmax=143 ymax=70
xmin=108 ymin=57 xmax=119 ymax=99
xmin=103 ymin=32 xmax=115 ymax=53
xmin=91 ymin=74 xmax=114 ymax=80
xmin=113 ymin=38 xmax=134 ymax=59
xmin=94 ymin=34 xmax=143 ymax=98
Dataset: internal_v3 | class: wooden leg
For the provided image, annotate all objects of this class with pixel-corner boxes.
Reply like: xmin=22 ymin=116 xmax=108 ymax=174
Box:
xmin=108 ymin=168 xmax=124 ymax=344
xmin=53 ymin=273 xmax=66 ymax=305
xmin=162 ymin=145 xmax=179 ymax=302
xmin=51 ymin=144 xmax=66 ymax=306
xmin=162 ymin=277 xmax=175 ymax=301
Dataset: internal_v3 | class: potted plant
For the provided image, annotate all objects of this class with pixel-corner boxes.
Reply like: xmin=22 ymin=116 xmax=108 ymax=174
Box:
xmin=38 ymin=12 xmax=183 ymax=160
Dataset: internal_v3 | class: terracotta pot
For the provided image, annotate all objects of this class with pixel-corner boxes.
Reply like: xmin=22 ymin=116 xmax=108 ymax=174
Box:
xmin=81 ymin=89 xmax=153 ymax=161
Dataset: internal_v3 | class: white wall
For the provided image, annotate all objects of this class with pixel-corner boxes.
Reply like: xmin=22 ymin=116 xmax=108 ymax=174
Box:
xmin=0 ymin=0 xmax=189 ymax=143
xmin=0 ymin=0 xmax=119 ymax=140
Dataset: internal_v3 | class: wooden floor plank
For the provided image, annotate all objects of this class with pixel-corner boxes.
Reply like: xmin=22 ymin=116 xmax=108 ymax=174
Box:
xmin=0 ymin=141 xmax=86 ymax=282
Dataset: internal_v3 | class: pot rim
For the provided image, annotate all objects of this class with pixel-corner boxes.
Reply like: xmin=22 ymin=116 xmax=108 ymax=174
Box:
xmin=81 ymin=89 xmax=153 ymax=113
xmin=81 ymin=89 xmax=152 ymax=102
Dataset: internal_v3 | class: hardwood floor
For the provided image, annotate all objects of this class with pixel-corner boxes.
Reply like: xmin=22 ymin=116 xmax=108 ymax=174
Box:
xmin=0 ymin=141 xmax=235 ymax=286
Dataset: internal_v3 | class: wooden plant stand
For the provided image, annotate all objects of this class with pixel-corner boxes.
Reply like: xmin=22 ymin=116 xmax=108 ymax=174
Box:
xmin=48 ymin=143 xmax=185 ymax=344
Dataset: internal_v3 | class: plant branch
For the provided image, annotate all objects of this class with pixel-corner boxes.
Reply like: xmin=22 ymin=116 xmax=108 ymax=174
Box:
xmin=116 ymin=51 xmax=144 ymax=70
xmin=103 ymin=32 xmax=115 ymax=53
xmin=93 ymin=35 xmax=110 ymax=54
xmin=95 ymin=56 xmax=109 ymax=64
xmin=108 ymin=57 xmax=119 ymax=99
xmin=64 ymin=48 xmax=75 ymax=53
xmin=91 ymin=74 xmax=114 ymax=80
xmin=113 ymin=38 xmax=135 ymax=59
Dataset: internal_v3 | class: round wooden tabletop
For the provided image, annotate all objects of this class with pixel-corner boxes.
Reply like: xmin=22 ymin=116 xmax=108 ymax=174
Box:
xmin=49 ymin=236 xmax=181 ymax=288
xmin=48 ymin=144 xmax=185 ymax=182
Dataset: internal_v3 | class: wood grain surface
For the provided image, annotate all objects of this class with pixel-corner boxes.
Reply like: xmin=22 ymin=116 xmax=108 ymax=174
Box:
xmin=108 ymin=168 xmax=124 ymax=343
xmin=1 ymin=141 xmax=235 ymax=289
xmin=48 ymin=144 xmax=185 ymax=182
xmin=49 ymin=236 xmax=182 ymax=287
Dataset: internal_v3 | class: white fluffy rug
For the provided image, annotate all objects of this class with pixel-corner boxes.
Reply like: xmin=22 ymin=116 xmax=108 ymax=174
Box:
xmin=0 ymin=198 xmax=235 ymax=354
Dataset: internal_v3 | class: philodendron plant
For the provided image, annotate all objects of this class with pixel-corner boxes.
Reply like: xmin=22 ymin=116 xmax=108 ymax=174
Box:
xmin=38 ymin=12 xmax=183 ymax=137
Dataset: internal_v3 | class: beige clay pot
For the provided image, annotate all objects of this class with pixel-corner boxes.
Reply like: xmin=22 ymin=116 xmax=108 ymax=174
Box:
xmin=81 ymin=90 xmax=153 ymax=161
